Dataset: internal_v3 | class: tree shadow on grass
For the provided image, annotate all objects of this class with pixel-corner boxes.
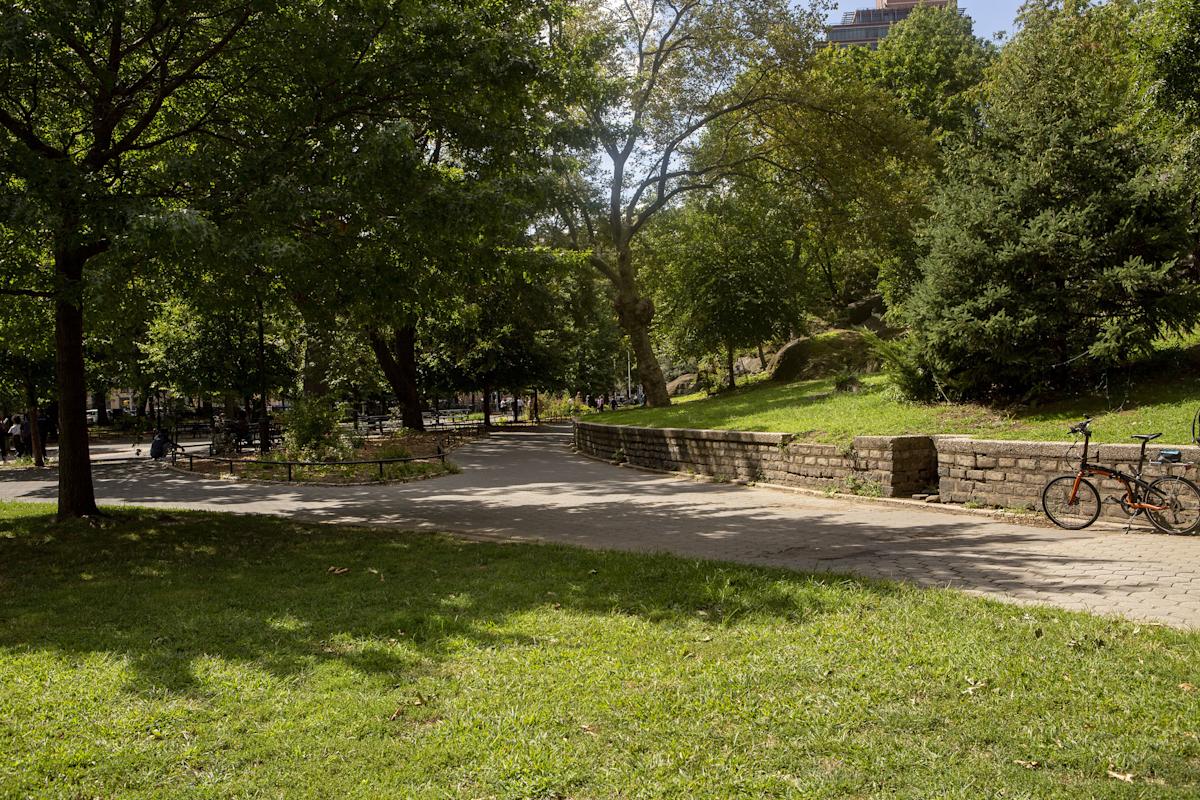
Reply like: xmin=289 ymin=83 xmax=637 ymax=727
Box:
xmin=0 ymin=507 xmax=888 ymax=699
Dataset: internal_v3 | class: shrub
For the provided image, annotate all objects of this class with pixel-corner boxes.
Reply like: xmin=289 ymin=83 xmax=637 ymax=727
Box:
xmin=280 ymin=398 xmax=348 ymax=461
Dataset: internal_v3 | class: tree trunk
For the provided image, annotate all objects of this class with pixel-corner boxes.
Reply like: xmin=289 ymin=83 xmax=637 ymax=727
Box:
xmin=726 ymin=343 xmax=736 ymax=391
xmin=758 ymin=342 xmax=767 ymax=372
xmin=482 ymin=384 xmax=492 ymax=429
xmin=513 ymin=391 xmax=520 ymax=423
xmin=367 ymin=326 xmax=424 ymax=431
xmin=533 ymin=389 xmax=540 ymax=423
xmin=257 ymin=303 xmax=270 ymax=454
xmin=53 ymin=245 xmax=100 ymax=518
xmin=609 ymin=247 xmax=670 ymax=407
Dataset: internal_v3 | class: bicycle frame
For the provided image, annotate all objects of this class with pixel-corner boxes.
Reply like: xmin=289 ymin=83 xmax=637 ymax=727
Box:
xmin=1068 ymin=429 xmax=1170 ymax=512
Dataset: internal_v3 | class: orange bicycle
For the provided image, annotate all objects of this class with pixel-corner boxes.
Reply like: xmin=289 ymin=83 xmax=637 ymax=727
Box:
xmin=1042 ymin=419 xmax=1200 ymax=534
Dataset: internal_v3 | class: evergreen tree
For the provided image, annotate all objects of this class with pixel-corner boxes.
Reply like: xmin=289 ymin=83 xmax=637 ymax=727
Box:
xmin=900 ymin=0 xmax=1200 ymax=402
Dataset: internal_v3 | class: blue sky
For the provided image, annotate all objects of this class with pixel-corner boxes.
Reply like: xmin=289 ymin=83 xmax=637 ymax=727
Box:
xmin=828 ymin=1 xmax=1027 ymax=41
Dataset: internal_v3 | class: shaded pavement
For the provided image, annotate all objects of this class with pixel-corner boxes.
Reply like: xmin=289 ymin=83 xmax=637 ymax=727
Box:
xmin=2 ymin=426 xmax=1199 ymax=628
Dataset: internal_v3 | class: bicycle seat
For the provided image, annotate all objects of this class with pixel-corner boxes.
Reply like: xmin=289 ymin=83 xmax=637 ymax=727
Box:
xmin=1131 ymin=433 xmax=1162 ymax=441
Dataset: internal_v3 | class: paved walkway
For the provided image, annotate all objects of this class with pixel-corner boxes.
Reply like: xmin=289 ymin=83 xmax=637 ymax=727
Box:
xmin=2 ymin=426 xmax=1199 ymax=628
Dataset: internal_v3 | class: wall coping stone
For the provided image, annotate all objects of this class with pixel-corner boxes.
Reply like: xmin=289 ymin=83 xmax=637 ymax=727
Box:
xmin=575 ymin=421 xmax=790 ymax=446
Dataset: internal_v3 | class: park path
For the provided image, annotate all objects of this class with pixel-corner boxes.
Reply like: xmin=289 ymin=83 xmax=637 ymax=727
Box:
xmin=2 ymin=425 xmax=1199 ymax=628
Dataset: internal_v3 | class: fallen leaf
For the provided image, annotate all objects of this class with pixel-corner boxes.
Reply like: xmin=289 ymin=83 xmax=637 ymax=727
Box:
xmin=580 ymin=724 xmax=597 ymax=735
xmin=367 ymin=567 xmax=384 ymax=582
xmin=1180 ymin=683 xmax=1195 ymax=693
xmin=1106 ymin=769 xmax=1135 ymax=783
xmin=1013 ymin=759 xmax=1041 ymax=770
xmin=327 ymin=566 xmax=350 ymax=575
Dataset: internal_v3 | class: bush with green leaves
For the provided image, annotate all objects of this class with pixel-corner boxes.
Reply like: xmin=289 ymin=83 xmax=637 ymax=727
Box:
xmin=898 ymin=0 xmax=1200 ymax=403
xmin=280 ymin=398 xmax=348 ymax=461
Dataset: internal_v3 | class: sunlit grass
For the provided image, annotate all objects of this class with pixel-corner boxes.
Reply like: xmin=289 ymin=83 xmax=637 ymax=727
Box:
xmin=1 ymin=503 xmax=1197 ymax=798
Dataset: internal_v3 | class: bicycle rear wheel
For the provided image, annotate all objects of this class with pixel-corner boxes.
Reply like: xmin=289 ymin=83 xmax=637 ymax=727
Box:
xmin=1146 ymin=476 xmax=1200 ymax=535
xmin=1042 ymin=475 xmax=1101 ymax=530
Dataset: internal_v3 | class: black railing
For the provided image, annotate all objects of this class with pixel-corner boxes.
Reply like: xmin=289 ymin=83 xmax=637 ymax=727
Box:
xmin=174 ymin=449 xmax=449 ymax=482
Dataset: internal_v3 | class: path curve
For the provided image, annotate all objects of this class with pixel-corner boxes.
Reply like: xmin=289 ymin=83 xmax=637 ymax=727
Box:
xmin=2 ymin=425 xmax=1199 ymax=628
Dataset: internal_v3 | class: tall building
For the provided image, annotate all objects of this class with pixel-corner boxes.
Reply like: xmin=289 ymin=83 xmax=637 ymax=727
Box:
xmin=827 ymin=0 xmax=956 ymax=49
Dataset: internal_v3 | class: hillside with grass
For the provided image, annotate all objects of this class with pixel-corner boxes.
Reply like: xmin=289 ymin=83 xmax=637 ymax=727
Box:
xmin=595 ymin=369 xmax=1200 ymax=446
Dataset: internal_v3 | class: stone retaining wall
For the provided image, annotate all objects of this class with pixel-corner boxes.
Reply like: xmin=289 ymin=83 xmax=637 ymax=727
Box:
xmin=937 ymin=437 xmax=1200 ymax=521
xmin=573 ymin=422 xmax=936 ymax=498
xmin=575 ymin=422 xmax=1199 ymax=520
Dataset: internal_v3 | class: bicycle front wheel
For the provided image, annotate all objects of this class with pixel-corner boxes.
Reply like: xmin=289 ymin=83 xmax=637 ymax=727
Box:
xmin=1042 ymin=475 xmax=1101 ymax=530
xmin=1146 ymin=476 xmax=1200 ymax=535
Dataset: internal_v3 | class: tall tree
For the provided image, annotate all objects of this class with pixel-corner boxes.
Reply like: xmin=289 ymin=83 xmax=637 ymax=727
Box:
xmin=0 ymin=1 xmax=269 ymax=516
xmin=559 ymin=0 xmax=822 ymax=407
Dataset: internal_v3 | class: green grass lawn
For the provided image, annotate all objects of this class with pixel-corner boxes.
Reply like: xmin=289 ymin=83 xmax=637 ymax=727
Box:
xmin=595 ymin=373 xmax=1200 ymax=445
xmin=1 ymin=503 xmax=1197 ymax=798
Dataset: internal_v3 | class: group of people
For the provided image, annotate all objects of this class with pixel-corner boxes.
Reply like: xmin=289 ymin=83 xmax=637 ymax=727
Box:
xmin=1 ymin=414 xmax=46 ymax=460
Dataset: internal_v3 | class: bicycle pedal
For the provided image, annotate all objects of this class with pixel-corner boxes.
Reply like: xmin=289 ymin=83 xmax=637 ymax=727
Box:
xmin=1102 ymin=496 xmax=1123 ymax=505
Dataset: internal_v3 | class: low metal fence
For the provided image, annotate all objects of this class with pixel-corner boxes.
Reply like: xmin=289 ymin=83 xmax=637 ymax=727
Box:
xmin=173 ymin=449 xmax=449 ymax=482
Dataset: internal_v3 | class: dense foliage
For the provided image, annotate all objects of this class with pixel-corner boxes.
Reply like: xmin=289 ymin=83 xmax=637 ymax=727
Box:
xmin=898 ymin=0 xmax=1200 ymax=402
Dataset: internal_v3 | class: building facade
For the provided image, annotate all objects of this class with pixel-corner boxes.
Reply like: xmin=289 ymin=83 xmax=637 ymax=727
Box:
xmin=827 ymin=0 xmax=955 ymax=49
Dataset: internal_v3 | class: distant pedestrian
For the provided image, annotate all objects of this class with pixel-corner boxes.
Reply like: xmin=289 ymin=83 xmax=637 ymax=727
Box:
xmin=9 ymin=416 xmax=23 ymax=457
xmin=0 ymin=416 xmax=8 ymax=461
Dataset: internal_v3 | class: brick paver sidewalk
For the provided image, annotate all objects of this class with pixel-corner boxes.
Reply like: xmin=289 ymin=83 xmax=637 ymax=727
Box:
xmin=2 ymin=426 xmax=1198 ymax=627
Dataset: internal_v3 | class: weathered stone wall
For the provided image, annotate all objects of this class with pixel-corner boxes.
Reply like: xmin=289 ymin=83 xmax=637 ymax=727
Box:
xmin=574 ymin=422 xmax=936 ymax=498
xmin=937 ymin=437 xmax=1200 ymax=520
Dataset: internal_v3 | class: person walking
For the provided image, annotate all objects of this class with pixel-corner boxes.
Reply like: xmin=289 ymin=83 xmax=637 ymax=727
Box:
xmin=9 ymin=416 xmax=23 ymax=458
xmin=0 ymin=415 xmax=8 ymax=462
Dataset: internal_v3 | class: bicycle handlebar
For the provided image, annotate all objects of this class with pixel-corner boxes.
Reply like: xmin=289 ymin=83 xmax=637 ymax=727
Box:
xmin=1069 ymin=418 xmax=1093 ymax=435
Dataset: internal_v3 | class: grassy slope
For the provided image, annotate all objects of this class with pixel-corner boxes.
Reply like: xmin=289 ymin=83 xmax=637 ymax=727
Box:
xmin=1 ymin=503 xmax=1197 ymax=798
xmin=595 ymin=373 xmax=1200 ymax=445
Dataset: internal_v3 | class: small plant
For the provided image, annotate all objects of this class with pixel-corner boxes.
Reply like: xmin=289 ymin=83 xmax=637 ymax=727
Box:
xmin=611 ymin=448 xmax=626 ymax=463
xmin=964 ymin=500 xmax=985 ymax=509
xmin=842 ymin=475 xmax=883 ymax=497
